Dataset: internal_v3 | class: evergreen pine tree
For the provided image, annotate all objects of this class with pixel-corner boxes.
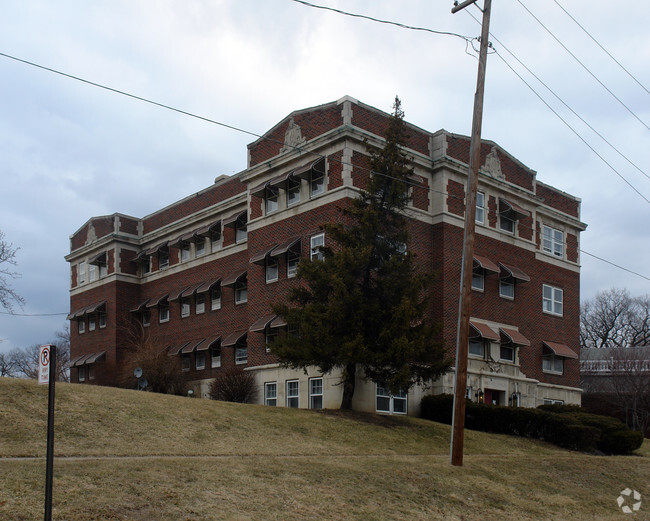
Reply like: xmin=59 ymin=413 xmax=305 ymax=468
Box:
xmin=272 ymin=97 xmax=449 ymax=409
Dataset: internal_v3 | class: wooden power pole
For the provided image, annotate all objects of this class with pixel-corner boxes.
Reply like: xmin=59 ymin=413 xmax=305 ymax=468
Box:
xmin=450 ymin=0 xmax=493 ymax=467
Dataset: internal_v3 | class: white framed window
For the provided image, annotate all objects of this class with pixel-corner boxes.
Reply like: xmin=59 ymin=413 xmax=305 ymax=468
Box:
xmin=310 ymin=169 xmax=324 ymax=197
xmin=88 ymin=365 xmax=95 ymax=381
xmin=542 ymin=225 xmax=564 ymax=258
xmin=195 ymin=237 xmax=206 ymax=257
xmin=310 ymin=233 xmax=325 ymax=261
xmin=235 ymin=277 xmax=248 ymax=304
xmin=159 ymin=304 xmax=170 ymax=323
xmin=265 ymin=329 xmax=277 ymax=353
xmin=78 ymin=366 xmax=86 ymax=382
xmin=471 ymin=270 xmax=484 ymax=291
xmin=181 ymin=355 xmax=190 ymax=372
xmin=196 ymin=351 xmax=206 ymax=370
xmin=180 ymin=243 xmax=191 ymax=262
xmin=99 ymin=263 xmax=108 ymax=278
xmin=88 ymin=316 xmax=96 ymax=332
xmin=211 ymin=229 xmax=221 ymax=252
xmin=287 ymin=250 xmax=299 ymax=278
xmin=99 ymin=313 xmax=106 ymax=328
xmin=287 ymin=177 xmax=301 ymax=206
xmin=500 ymin=345 xmax=515 ymax=362
xmin=211 ymin=343 xmax=221 ymax=368
xmin=141 ymin=257 xmax=151 ymax=275
xmin=196 ymin=294 xmax=205 ymax=314
xmin=264 ymin=382 xmax=277 ymax=406
xmin=543 ymin=398 xmax=564 ymax=405
xmin=77 ymin=261 xmax=86 ymax=285
xmin=309 ymin=378 xmax=323 ymax=409
xmin=158 ymin=250 xmax=169 ymax=269
xmin=78 ymin=319 xmax=86 ymax=334
xmin=543 ymin=355 xmax=564 ymax=374
xmin=181 ymin=298 xmax=191 ymax=318
xmin=265 ymin=188 xmax=279 ymax=214
xmin=475 ymin=191 xmax=485 ymax=224
xmin=543 ymin=284 xmax=563 ymax=316
xmin=211 ymin=287 xmax=222 ymax=310
xmin=376 ymin=384 xmax=407 ymax=414
xmin=89 ymin=263 xmax=96 ymax=282
xmin=500 ymin=279 xmax=515 ymax=299
xmin=468 ymin=339 xmax=485 ymax=358
xmin=286 ymin=380 xmax=299 ymax=408
xmin=235 ymin=342 xmax=248 ymax=364
xmin=500 ymin=213 xmax=515 ymax=234
xmin=265 ymin=258 xmax=278 ymax=283
xmin=235 ymin=220 xmax=247 ymax=243
xmin=142 ymin=310 xmax=150 ymax=327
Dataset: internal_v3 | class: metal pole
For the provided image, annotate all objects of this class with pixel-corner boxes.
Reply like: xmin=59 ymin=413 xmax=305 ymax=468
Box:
xmin=44 ymin=345 xmax=56 ymax=521
xmin=450 ymin=0 xmax=492 ymax=467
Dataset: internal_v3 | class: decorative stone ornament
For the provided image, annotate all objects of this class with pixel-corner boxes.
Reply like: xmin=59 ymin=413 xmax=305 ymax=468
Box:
xmin=281 ymin=117 xmax=306 ymax=153
xmin=482 ymin=146 xmax=505 ymax=180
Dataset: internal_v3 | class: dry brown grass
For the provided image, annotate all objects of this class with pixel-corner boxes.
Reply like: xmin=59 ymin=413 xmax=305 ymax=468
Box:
xmin=0 ymin=378 xmax=648 ymax=520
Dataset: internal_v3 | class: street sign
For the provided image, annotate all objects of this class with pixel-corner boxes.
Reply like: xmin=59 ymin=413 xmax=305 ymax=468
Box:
xmin=38 ymin=345 xmax=51 ymax=385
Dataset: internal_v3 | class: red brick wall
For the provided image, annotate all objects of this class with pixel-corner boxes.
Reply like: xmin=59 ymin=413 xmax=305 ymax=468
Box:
xmin=447 ymin=180 xmax=465 ymax=216
xmin=536 ymin=183 xmax=580 ymax=218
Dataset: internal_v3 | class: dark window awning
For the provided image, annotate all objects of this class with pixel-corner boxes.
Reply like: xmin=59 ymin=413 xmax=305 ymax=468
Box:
xmin=250 ymin=245 xmax=278 ymax=265
xmin=67 ymin=301 xmax=106 ymax=320
xmin=179 ymin=284 xmax=204 ymax=299
xmin=67 ymin=355 xmax=85 ymax=368
xmin=146 ymin=241 xmax=169 ymax=256
xmin=132 ymin=250 xmax=150 ymax=262
xmin=196 ymin=278 xmax=221 ymax=294
xmin=223 ymin=210 xmax=247 ymax=229
xmin=89 ymin=251 xmax=107 ymax=266
xmin=250 ymin=178 xmax=281 ymax=198
xmin=196 ymin=221 xmax=221 ymax=237
xmin=500 ymin=327 xmax=531 ymax=347
xmin=543 ymin=341 xmax=578 ymax=359
xmin=130 ymin=298 xmax=151 ymax=313
xmin=74 ymin=353 xmax=95 ymax=367
xmin=206 ymin=336 xmax=222 ymax=349
xmin=271 ymin=236 xmax=301 ymax=257
xmin=499 ymin=198 xmax=530 ymax=219
xmin=222 ymin=331 xmax=247 ymax=347
xmin=222 ymin=270 xmax=247 ymax=287
xmin=170 ymin=231 xmax=197 ymax=247
xmin=473 ymin=255 xmax=499 ymax=273
xmin=499 ymin=262 xmax=530 ymax=282
xmin=270 ymin=316 xmax=288 ymax=328
xmin=250 ymin=314 xmax=277 ymax=333
xmin=168 ymin=341 xmax=191 ymax=356
xmin=469 ymin=321 xmax=500 ymax=341
xmin=294 ymin=156 xmax=326 ymax=180
xmin=84 ymin=351 xmax=106 ymax=364
xmin=170 ymin=286 xmax=192 ymax=301
xmin=146 ymin=294 xmax=169 ymax=308
xmin=182 ymin=339 xmax=205 ymax=354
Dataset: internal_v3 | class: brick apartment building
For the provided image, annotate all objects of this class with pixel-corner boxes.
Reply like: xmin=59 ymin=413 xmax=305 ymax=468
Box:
xmin=66 ymin=96 xmax=587 ymax=415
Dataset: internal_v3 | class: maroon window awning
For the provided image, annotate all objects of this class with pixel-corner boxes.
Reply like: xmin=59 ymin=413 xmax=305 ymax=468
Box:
xmin=222 ymin=331 xmax=247 ymax=347
xmin=249 ymin=314 xmax=277 ymax=333
xmin=222 ymin=270 xmax=247 ymax=287
xmin=206 ymin=336 xmax=222 ymax=349
xmin=250 ymin=245 xmax=278 ymax=265
xmin=270 ymin=236 xmax=301 ymax=257
xmin=543 ymin=341 xmax=578 ymax=359
xmin=182 ymin=339 xmax=205 ymax=354
xmin=146 ymin=294 xmax=169 ymax=308
xmin=270 ymin=316 xmax=288 ymax=328
xmin=222 ymin=210 xmax=247 ymax=228
xmin=500 ymin=327 xmax=531 ymax=347
xmin=469 ymin=321 xmax=500 ymax=341
xmin=196 ymin=278 xmax=221 ymax=294
xmin=130 ymin=298 xmax=151 ymax=313
xmin=293 ymin=156 xmax=326 ymax=180
xmin=89 ymin=251 xmax=107 ymax=266
xmin=473 ymin=255 xmax=499 ymax=273
xmin=195 ymin=221 xmax=221 ymax=237
xmin=146 ymin=241 xmax=169 ymax=256
xmin=499 ymin=262 xmax=530 ymax=283
xmin=84 ymin=351 xmax=106 ymax=364
xmin=168 ymin=341 xmax=191 ymax=356
xmin=499 ymin=198 xmax=530 ymax=219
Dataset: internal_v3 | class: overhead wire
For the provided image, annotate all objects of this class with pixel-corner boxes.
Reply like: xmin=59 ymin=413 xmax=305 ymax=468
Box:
xmin=516 ymin=0 xmax=649 ymax=131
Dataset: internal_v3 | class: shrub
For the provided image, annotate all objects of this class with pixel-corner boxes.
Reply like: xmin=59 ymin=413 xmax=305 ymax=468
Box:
xmin=209 ymin=366 xmax=258 ymax=403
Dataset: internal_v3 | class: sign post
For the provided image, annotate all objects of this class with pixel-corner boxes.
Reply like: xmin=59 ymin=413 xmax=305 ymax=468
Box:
xmin=39 ymin=344 xmax=56 ymax=521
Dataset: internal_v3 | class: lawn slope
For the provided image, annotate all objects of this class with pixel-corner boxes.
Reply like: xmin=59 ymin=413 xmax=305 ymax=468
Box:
xmin=0 ymin=378 xmax=647 ymax=520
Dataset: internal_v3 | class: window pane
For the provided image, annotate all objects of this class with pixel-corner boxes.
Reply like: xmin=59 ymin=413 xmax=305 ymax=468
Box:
xmin=500 ymin=280 xmax=514 ymax=298
xmin=376 ymin=396 xmax=391 ymax=412
xmin=472 ymin=271 xmax=484 ymax=291
xmin=393 ymin=397 xmax=407 ymax=414
xmin=469 ymin=340 xmax=484 ymax=357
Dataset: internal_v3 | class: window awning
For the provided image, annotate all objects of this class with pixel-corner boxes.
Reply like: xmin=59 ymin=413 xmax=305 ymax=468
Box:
xmin=170 ymin=286 xmax=192 ymax=301
xmin=499 ymin=262 xmax=530 ymax=282
xmin=84 ymin=351 xmax=106 ymax=364
xmin=499 ymin=198 xmax=530 ymax=219
xmin=469 ymin=321 xmax=500 ymax=341
xmin=74 ymin=353 xmax=95 ymax=366
xmin=195 ymin=221 xmax=221 ymax=237
xmin=146 ymin=294 xmax=169 ymax=308
xmin=250 ymin=245 xmax=278 ymax=265
xmin=500 ymin=327 xmax=531 ymax=347
xmin=222 ymin=210 xmax=247 ymax=228
xmin=170 ymin=230 xmax=197 ymax=247
xmin=132 ymin=250 xmax=150 ymax=262
xmin=270 ymin=316 xmax=288 ymax=328
xmin=222 ymin=270 xmax=247 ymax=287
xmin=130 ymin=298 xmax=151 ymax=312
xmin=250 ymin=178 xmax=281 ymax=198
xmin=270 ymin=236 xmax=301 ymax=257
xmin=67 ymin=355 xmax=85 ymax=368
xmin=294 ymin=156 xmax=326 ymax=180
xmin=182 ymin=339 xmax=205 ymax=354
xmin=222 ymin=331 xmax=247 ymax=347
xmin=196 ymin=278 xmax=221 ymax=294
xmin=89 ymin=251 xmax=107 ymax=266
xmin=270 ymin=169 xmax=298 ymax=189
xmin=168 ymin=341 xmax=191 ymax=356
xmin=543 ymin=341 xmax=578 ymax=359
xmin=67 ymin=301 xmax=106 ymax=320
xmin=206 ymin=336 xmax=222 ymax=349
xmin=473 ymin=255 xmax=499 ymax=273
xmin=175 ymin=284 xmax=204 ymax=300
xmin=146 ymin=241 xmax=169 ymax=255
xmin=249 ymin=314 xmax=277 ymax=333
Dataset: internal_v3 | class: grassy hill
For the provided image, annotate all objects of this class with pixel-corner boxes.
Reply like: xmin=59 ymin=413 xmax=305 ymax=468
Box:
xmin=0 ymin=378 xmax=647 ymax=520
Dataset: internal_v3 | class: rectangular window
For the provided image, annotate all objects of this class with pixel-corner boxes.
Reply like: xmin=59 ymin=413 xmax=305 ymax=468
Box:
xmin=181 ymin=355 xmax=190 ymax=372
xmin=235 ymin=221 xmax=247 ymax=243
xmin=266 ymin=258 xmax=278 ymax=283
xmin=99 ymin=313 xmax=106 ymax=328
xmin=196 ymin=294 xmax=205 ymax=314
xmin=543 ymin=398 xmax=564 ymax=405
xmin=89 ymin=263 xmax=96 ymax=282
xmin=181 ymin=243 xmax=191 ymax=262
xmin=211 ymin=229 xmax=221 ymax=252
xmin=159 ymin=304 xmax=170 ymax=323
xmin=500 ymin=279 xmax=515 ymax=299
xmin=476 ymin=191 xmax=485 ymax=224
xmin=264 ymin=382 xmax=277 ymax=406
xmin=142 ymin=310 xmax=150 ymax=327
xmin=543 ymin=355 xmax=564 ymax=374
xmin=309 ymin=378 xmax=323 ymax=409
xmin=376 ymin=384 xmax=407 ymax=414
xmin=500 ymin=345 xmax=515 ymax=362
xmin=158 ymin=250 xmax=169 ymax=269
xmin=78 ymin=320 xmax=85 ymax=334
xmin=286 ymin=380 xmax=299 ymax=408
xmin=78 ymin=366 xmax=86 ymax=382
xmin=235 ymin=278 xmax=248 ymax=304
xmin=88 ymin=316 xmax=96 ymax=332
xmin=543 ymin=285 xmax=564 ymax=316
xmin=265 ymin=189 xmax=279 ymax=214
xmin=78 ymin=261 xmax=86 ymax=284
xmin=500 ymin=213 xmax=515 ymax=234
xmin=471 ymin=270 xmax=484 ymax=291
xmin=310 ymin=170 xmax=324 ymax=197
xmin=265 ymin=329 xmax=277 ymax=353
xmin=310 ymin=233 xmax=325 ymax=261
xmin=542 ymin=225 xmax=564 ymax=258
xmin=287 ymin=178 xmax=301 ymax=206
xmin=181 ymin=298 xmax=191 ymax=318
xmin=142 ymin=258 xmax=151 ymax=275
xmin=88 ymin=365 xmax=95 ymax=380
xmin=196 ymin=351 xmax=205 ymax=370
xmin=211 ymin=344 xmax=221 ymax=368
xmin=287 ymin=251 xmax=299 ymax=278
xmin=235 ymin=343 xmax=248 ymax=364
xmin=468 ymin=340 xmax=484 ymax=358
xmin=211 ymin=287 xmax=222 ymax=310
xmin=195 ymin=238 xmax=206 ymax=257
xmin=99 ymin=263 xmax=108 ymax=278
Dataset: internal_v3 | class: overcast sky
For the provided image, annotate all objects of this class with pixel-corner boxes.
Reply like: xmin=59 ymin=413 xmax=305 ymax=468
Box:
xmin=0 ymin=0 xmax=648 ymax=352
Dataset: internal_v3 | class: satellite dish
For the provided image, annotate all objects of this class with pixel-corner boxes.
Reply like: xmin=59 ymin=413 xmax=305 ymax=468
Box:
xmin=134 ymin=367 xmax=143 ymax=378
xmin=138 ymin=378 xmax=148 ymax=390
xmin=187 ymin=389 xmax=194 ymax=396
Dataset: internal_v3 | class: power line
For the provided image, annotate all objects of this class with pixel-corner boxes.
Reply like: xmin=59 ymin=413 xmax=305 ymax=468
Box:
xmin=552 ymin=0 xmax=649 ymax=95
xmin=516 ymin=0 xmax=649 ymax=131
xmin=0 ymin=311 xmax=68 ymax=317
xmin=580 ymin=250 xmax=650 ymax=283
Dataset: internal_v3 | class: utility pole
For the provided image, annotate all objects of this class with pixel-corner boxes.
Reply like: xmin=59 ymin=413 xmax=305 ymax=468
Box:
xmin=450 ymin=0 xmax=492 ymax=467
